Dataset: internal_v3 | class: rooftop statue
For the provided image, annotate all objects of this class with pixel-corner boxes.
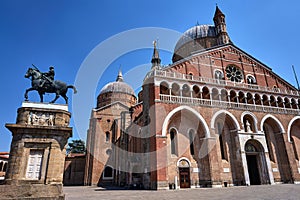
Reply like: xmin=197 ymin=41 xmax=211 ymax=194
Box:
xmin=24 ymin=65 xmax=77 ymax=104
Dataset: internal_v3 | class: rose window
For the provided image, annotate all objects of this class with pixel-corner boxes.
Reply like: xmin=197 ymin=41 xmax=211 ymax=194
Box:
xmin=225 ymin=65 xmax=243 ymax=82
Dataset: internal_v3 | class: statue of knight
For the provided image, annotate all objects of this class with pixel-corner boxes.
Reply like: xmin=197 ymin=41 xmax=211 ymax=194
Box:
xmin=24 ymin=64 xmax=77 ymax=104
xmin=40 ymin=66 xmax=55 ymax=88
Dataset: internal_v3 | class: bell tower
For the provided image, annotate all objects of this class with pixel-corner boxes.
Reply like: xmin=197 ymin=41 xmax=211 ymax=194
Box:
xmin=213 ymin=5 xmax=230 ymax=45
xmin=151 ymin=40 xmax=161 ymax=70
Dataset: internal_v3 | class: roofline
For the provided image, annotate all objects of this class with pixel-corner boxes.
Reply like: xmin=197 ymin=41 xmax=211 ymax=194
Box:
xmin=166 ymin=43 xmax=298 ymax=91
xmin=99 ymin=90 xmax=137 ymax=97
xmin=94 ymin=101 xmax=130 ymax=112
xmin=230 ymin=44 xmax=298 ymax=91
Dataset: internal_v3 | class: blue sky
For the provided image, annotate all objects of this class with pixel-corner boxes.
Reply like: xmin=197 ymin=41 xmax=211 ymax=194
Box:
xmin=1 ymin=0 xmax=300 ymax=152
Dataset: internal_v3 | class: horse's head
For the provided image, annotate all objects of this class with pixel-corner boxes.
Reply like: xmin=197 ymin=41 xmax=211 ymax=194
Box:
xmin=25 ymin=68 xmax=40 ymax=80
xmin=24 ymin=68 xmax=33 ymax=79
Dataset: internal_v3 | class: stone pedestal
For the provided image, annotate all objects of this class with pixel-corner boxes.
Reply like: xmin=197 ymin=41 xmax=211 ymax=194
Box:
xmin=2 ymin=102 xmax=72 ymax=200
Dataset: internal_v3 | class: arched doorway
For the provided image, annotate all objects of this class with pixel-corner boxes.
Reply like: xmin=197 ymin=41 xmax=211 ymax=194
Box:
xmin=245 ymin=143 xmax=261 ymax=185
xmin=178 ymin=159 xmax=190 ymax=188
xmin=162 ymin=106 xmax=211 ymax=188
xmin=245 ymin=140 xmax=269 ymax=185
xmin=262 ymin=116 xmax=292 ymax=183
xmin=212 ymin=111 xmax=244 ymax=186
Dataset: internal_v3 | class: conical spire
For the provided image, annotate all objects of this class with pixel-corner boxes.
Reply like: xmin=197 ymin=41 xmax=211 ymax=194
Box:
xmin=151 ymin=40 xmax=161 ymax=69
xmin=213 ymin=5 xmax=224 ymax=21
xmin=213 ymin=5 xmax=230 ymax=45
xmin=116 ymin=69 xmax=123 ymax=82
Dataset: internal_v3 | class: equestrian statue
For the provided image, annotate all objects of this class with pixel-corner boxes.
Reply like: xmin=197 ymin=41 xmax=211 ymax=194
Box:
xmin=24 ymin=65 xmax=77 ymax=104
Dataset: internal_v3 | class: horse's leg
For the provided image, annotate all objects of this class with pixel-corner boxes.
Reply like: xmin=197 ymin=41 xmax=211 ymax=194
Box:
xmin=24 ymin=88 xmax=35 ymax=101
xmin=50 ymin=93 xmax=59 ymax=104
xmin=38 ymin=91 xmax=44 ymax=103
xmin=61 ymin=93 xmax=68 ymax=104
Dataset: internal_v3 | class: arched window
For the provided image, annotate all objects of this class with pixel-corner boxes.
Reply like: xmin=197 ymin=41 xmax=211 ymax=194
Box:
xmin=0 ymin=162 xmax=3 ymax=172
xmin=214 ymin=70 xmax=224 ymax=80
xmin=3 ymin=162 xmax=7 ymax=172
xmin=192 ymin=85 xmax=200 ymax=98
xmin=291 ymin=98 xmax=298 ymax=109
xmin=182 ymin=84 xmax=190 ymax=97
xmin=262 ymin=95 xmax=269 ymax=106
xmin=212 ymin=88 xmax=219 ymax=101
xmin=270 ymin=96 xmax=276 ymax=107
xmin=246 ymin=93 xmax=254 ymax=104
xmin=217 ymin=122 xmax=226 ymax=160
xmin=245 ymin=143 xmax=257 ymax=152
xmin=220 ymin=89 xmax=228 ymax=101
xmin=246 ymin=75 xmax=256 ymax=84
xmin=105 ymin=131 xmax=110 ymax=143
xmin=277 ymin=97 xmax=284 ymax=108
xmin=230 ymin=90 xmax=237 ymax=103
xmin=160 ymin=82 xmax=169 ymax=95
xmin=273 ymin=85 xmax=279 ymax=92
xmin=254 ymin=94 xmax=261 ymax=105
xmin=103 ymin=166 xmax=113 ymax=179
xmin=263 ymin=126 xmax=275 ymax=162
xmin=202 ymin=86 xmax=210 ymax=100
xmin=189 ymin=129 xmax=195 ymax=156
xmin=171 ymin=83 xmax=180 ymax=96
xmin=284 ymin=97 xmax=291 ymax=108
xmin=170 ymin=128 xmax=178 ymax=156
xmin=238 ymin=91 xmax=246 ymax=104
xmin=291 ymin=137 xmax=299 ymax=161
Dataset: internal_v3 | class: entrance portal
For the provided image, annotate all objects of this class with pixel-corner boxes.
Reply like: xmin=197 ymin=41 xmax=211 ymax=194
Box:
xmin=179 ymin=167 xmax=190 ymax=188
xmin=244 ymin=140 xmax=270 ymax=185
xmin=246 ymin=154 xmax=261 ymax=185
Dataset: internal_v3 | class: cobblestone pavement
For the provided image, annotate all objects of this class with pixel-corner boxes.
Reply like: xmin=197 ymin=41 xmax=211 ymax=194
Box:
xmin=64 ymin=184 xmax=300 ymax=200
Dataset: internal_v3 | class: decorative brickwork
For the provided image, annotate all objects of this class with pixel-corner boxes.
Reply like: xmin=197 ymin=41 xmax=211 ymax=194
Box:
xmin=84 ymin=6 xmax=300 ymax=190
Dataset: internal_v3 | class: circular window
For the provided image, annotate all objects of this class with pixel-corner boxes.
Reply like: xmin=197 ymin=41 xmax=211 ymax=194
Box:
xmin=225 ymin=65 xmax=244 ymax=82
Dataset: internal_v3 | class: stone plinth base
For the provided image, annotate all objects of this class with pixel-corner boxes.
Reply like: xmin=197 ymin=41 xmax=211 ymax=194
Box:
xmin=3 ymin=102 xmax=73 ymax=200
xmin=0 ymin=184 xmax=64 ymax=200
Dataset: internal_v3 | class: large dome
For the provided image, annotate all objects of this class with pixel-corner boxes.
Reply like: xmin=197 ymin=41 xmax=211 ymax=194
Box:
xmin=174 ymin=25 xmax=216 ymax=52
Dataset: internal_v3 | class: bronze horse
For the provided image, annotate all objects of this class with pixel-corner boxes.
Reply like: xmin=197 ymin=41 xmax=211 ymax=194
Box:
xmin=24 ymin=68 xmax=77 ymax=104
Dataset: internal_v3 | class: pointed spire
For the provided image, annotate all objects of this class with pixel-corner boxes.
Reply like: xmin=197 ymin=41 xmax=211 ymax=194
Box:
xmin=116 ymin=68 xmax=123 ymax=82
xmin=151 ymin=40 xmax=161 ymax=69
xmin=213 ymin=5 xmax=224 ymax=21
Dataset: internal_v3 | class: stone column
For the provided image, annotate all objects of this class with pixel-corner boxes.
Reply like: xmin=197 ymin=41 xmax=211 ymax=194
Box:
xmin=2 ymin=102 xmax=72 ymax=200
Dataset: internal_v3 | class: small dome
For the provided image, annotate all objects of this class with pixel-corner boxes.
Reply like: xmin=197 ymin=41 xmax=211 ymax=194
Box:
xmin=174 ymin=25 xmax=216 ymax=52
xmin=100 ymin=81 xmax=135 ymax=95
xmin=99 ymin=70 xmax=135 ymax=96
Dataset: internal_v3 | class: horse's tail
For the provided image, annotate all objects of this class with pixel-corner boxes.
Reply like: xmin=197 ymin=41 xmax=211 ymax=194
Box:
xmin=67 ymin=85 xmax=77 ymax=94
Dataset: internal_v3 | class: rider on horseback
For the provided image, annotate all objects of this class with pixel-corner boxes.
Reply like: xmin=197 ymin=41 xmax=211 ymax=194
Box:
xmin=40 ymin=66 xmax=55 ymax=88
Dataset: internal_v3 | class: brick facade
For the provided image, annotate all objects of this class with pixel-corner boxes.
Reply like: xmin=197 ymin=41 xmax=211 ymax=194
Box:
xmin=84 ymin=6 xmax=300 ymax=190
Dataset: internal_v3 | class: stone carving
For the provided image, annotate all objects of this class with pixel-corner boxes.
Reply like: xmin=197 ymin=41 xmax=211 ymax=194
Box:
xmin=49 ymin=114 xmax=54 ymax=126
xmin=27 ymin=112 xmax=55 ymax=126
xmin=245 ymin=120 xmax=253 ymax=133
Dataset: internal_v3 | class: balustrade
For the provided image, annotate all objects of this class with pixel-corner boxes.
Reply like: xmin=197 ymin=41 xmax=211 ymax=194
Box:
xmin=144 ymin=69 xmax=300 ymax=96
xmin=158 ymin=94 xmax=300 ymax=115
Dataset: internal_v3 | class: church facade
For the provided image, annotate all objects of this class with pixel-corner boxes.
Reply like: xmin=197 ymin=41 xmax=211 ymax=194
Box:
xmin=84 ymin=6 xmax=300 ymax=189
